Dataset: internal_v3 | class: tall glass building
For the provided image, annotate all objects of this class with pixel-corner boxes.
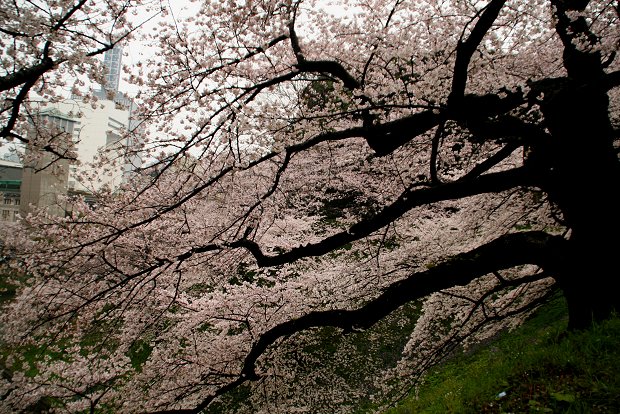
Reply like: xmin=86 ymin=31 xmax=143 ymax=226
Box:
xmin=102 ymin=46 xmax=123 ymax=93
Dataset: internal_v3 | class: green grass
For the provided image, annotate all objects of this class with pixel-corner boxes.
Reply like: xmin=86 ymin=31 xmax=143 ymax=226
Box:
xmin=383 ymin=297 xmax=620 ymax=413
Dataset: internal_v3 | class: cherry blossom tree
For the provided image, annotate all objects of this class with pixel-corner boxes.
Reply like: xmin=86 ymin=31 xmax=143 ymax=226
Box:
xmin=1 ymin=0 xmax=619 ymax=412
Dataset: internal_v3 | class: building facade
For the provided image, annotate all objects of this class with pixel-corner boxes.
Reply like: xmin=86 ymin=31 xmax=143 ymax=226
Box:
xmin=102 ymin=46 xmax=123 ymax=93
xmin=1 ymin=46 xmax=141 ymax=221
xmin=0 ymin=159 xmax=23 ymax=223
xmin=51 ymin=96 xmax=137 ymax=194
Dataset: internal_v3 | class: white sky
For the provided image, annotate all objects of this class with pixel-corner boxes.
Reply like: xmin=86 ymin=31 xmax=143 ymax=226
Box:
xmin=120 ymin=0 xmax=200 ymax=96
xmin=119 ymin=0 xmax=352 ymax=96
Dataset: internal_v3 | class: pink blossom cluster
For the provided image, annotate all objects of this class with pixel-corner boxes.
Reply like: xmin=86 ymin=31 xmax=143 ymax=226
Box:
xmin=1 ymin=0 xmax=619 ymax=412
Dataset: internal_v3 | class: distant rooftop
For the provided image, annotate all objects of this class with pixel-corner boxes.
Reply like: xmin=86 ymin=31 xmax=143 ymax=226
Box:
xmin=0 ymin=158 xmax=22 ymax=168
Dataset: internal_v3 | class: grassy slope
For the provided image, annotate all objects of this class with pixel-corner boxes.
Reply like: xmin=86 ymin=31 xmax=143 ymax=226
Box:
xmin=383 ymin=296 xmax=620 ymax=413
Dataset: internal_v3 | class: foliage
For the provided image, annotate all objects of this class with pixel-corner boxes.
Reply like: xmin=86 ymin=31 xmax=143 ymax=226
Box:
xmin=1 ymin=0 xmax=619 ymax=413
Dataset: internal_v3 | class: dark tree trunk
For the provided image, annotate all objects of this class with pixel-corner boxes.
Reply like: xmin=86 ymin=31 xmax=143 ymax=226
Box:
xmin=540 ymin=59 xmax=620 ymax=330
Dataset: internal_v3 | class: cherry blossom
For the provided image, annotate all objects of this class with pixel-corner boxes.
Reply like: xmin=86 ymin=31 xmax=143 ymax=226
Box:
xmin=1 ymin=0 xmax=619 ymax=412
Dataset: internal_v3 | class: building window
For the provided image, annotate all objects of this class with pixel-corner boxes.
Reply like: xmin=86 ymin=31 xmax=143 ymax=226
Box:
xmin=3 ymin=198 xmax=12 ymax=205
xmin=14 ymin=198 xmax=20 ymax=206
xmin=106 ymin=131 xmax=122 ymax=146
xmin=2 ymin=210 xmax=9 ymax=220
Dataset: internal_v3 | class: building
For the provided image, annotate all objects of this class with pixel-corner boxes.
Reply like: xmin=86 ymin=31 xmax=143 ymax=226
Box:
xmin=1 ymin=45 xmax=142 ymax=221
xmin=0 ymin=158 xmax=23 ymax=223
xmin=19 ymin=108 xmax=80 ymax=217
xmin=66 ymin=45 xmax=141 ymax=194
xmin=49 ymin=95 xmax=138 ymax=194
xmin=101 ymin=46 xmax=123 ymax=93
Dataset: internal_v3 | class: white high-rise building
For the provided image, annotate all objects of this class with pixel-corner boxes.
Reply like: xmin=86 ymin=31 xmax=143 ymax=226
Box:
xmin=15 ymin=46 xmax=142 ymax=217
xmin=102 ymin=46 xmax=123 ymax=93
xmin=47 ymin=97 xmax=138 ymax=193
xmin=67 ymin=45 xmax=141 ymax=193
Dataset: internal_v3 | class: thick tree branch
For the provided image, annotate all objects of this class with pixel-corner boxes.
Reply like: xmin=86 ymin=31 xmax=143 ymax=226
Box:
xmin=229 ymin=166 xmax=540 ymax=267
xmin=449 ymin=0 xmax=507 ymax=105
xmin=461 ymin=142 xmax=522 ymax=180
xmin=289 ymin=22 xmax=361 ymax=90
xmin=52 ymin=0 xmax=89 ymax=31
xmin=151 ymin=231 xmax=566 ymax=414
xmin=367 ymin=89 xmax=525 ymax=157
xmin=553 ymin=0 xmax=605 ymax=81
xmin=466 ymin=115 xmax=551 ymax=143
xmin=365 ymin=109 xmax=441 ymax=156
xmin=296 ymin=60 xmax=361 ymax=90
xmin=0 ymin=57 xmax=56 ymax=92
xmin=0 ymin=73 xmax=41 ymax=140
xmin=460 ymin=115 xmax=552 ymax=179
xmin=0 ymin=0 xmax=90 ymax=92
